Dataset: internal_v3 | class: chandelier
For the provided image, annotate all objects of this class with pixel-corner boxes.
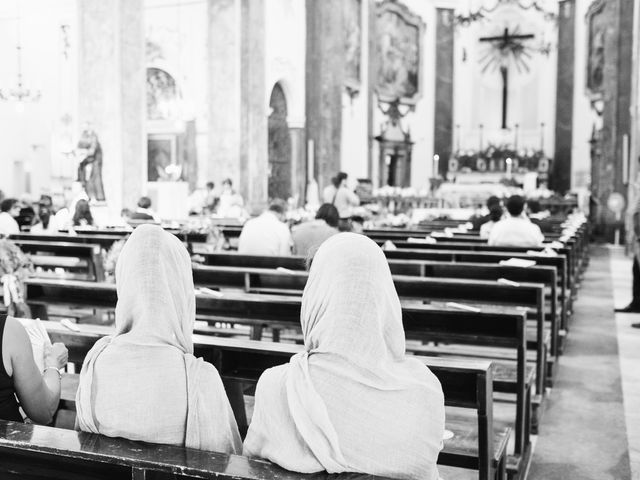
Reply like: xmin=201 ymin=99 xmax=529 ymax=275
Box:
xmin=0 ymin=6 xmax=41 ymax=109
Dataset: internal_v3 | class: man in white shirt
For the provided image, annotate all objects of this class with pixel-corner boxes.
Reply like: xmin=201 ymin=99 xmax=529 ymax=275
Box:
xmin=238 ymin=199 xmax=292 ymax=256
xmin=488 ymin=195 xmax=544 ymax=247
xmin=0 ymin=198 xmax=21 ymax=235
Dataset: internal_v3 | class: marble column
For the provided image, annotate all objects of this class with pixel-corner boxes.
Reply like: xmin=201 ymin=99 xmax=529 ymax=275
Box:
xmin=552 ymin=0 xmax=575 ymax=193
xmin=306 ymin=0 xmax=345 ymax=192
xmin=366 ymin=0 xmax=376 ymax=179
xmin=240 ymin=0 xmax=268 ymax=213
xmin=208 ymin=0 xmax=241 ymax=186
xmin=433 ymin=8 xmax=455 ymax=178
xmin=289 ymin=125 xmax=306 ymax=207
xmin=77 ymin=0 xmax=145 ymax=215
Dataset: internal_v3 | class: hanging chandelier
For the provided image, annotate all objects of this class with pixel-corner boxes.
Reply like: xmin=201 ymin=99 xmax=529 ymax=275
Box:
xmin=0 ymin=6 xmax=41 ymax=109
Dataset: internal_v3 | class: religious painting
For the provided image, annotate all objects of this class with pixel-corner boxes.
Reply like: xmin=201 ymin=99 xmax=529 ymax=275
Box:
xmin=147 ymin=134 xmax=178 ymax=182
xmin=147 ymin=67 xmax=179 ymax=120
xmin=375 ymin=0 xmax=424 ymax=105
xmin=344 ymin=0 xmax=361 ymax=94
xmin=585 ymin=0 xmax=606 ymax=100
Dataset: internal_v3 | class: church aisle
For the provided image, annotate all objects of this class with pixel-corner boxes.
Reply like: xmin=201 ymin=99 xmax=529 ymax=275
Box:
xmin=528 ymin=246 xmax=632 ymax=480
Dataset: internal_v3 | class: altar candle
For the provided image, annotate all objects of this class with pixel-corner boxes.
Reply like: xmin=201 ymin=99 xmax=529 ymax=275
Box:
xmin=307 ymin=139 xmax=314 ymax=182
xmin=506 ymin=157 xmax=513 ymax=179
xmin=433 ymin=154 xmax=440 ymax=178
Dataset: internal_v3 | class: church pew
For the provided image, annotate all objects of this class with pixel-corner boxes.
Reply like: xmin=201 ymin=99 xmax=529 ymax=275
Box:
xmin=11 ymin=240 xmax=105 ymax=282
xmin=194 ymin=259 xmax=562 ymax=358
xmin=0 ymin=419 xmax=402 ymax=480
xmin=10 ymin=232 xmax=122 ymax=251
xmin=42 ymin=324 xmax=505 ymax=480
xmin=27 ymin=279 xmax=535 ymax=462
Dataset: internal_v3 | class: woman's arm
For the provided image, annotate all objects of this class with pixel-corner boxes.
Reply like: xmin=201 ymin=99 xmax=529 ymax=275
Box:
xmin=6 ymin=318 xmax=68 ymax=424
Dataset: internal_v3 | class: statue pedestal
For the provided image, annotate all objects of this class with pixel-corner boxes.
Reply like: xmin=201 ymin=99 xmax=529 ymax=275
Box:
xmin=146 ymin=182 xmax=189 ymax=220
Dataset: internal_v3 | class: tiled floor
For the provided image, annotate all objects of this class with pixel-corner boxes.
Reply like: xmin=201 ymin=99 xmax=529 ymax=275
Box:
xmin=610 ymin=247 xmax=640 ymax=480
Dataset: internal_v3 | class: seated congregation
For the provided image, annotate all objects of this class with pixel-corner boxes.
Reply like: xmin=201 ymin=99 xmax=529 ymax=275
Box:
xmin=0 ymin=191 xmax=589 ymax=480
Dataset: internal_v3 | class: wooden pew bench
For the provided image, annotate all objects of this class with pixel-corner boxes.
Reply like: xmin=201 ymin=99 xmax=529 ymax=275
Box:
xmin=0 ymin=419 xmax=399 ymax=480
xmin=12 ymin=240 xmax=105 ymax=282
xmin=10 ymin=232 xmax=122 ymax=251
xmin=44 ymin=326 xmax=506 ymax=480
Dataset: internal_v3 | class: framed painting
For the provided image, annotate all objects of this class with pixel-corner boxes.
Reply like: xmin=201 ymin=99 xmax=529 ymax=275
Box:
xmin=147 ymin=134 xmax=178 ymax=182
xmin=585 ymin=0 xmax=606 ymax=101
xmin=375 ymin=0 xmax=425 ymax=105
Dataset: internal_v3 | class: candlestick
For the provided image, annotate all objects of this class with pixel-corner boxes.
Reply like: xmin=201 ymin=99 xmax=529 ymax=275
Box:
xmin=307 ymin=139 xmax=314 ymax=182
xmin=479 ymin=124 xmax=484 ymax=151
xmin=514 ymin=124 xmax=519 ymax=150
xmin=506 ymin=157 xmax=512 ymax=179
xmin=433 ymin=154 xmax=440 ymax=178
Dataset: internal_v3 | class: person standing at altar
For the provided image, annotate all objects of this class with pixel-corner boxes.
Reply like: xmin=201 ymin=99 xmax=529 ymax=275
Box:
xmin=217 ymin=179 xmax=245 ymax=218
xmin=238 ymin=199 xmax=292 ymax=256
xmin=322 ymin=172 xmax=360 ymax=220
xmin=0 ymin=199 xmax=21 ymax=235
xmin=488 ymin=195 xmax=544 ymax=248
xmin=130 ymin=197 xmax=160 ymax=223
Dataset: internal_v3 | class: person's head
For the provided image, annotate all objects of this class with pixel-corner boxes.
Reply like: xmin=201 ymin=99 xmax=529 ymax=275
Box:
xmin=527 ymin=199 xmax=541 ymax=214
xmin=73 ymin=199 xmax=93 ymax=225
xmin=137 ymin=196 xmax=152 ymax=209
xmin=332 ymin=172 xmax=348 ymax=188
xmin=1 ymin=198 xmax=20 ymax=217
xmin=120 ymin=208 xmax=132 ymax=219
xmin=268 ymin=198 xmax=287 ymax=221
xmin=486 ymin=195 xmax=501 ymax=209
xmin=301 ymin=233 xmax=404 ymax=362
xmin=222 ymin=178 xmax=233 ymax=191
xmin=206 ymin=181 xmax=214 ymax=191
xmin=315 ymin=203 xmax=339 ymax=228
xmin=488 ymin=205 xmax=503 ymax=223
xmin=505 ymin=195 xmax=526 ymax=217
xmin=349 ymin=215 xmax=365 ymax=233
xmin=39 ymin=195 xmax=53 ymax=208
xmin=114 ymin=225 xmax=194 ymax=352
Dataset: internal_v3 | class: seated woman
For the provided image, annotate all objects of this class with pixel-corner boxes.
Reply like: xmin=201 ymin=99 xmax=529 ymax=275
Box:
xmin=75 ymin=225 xmax=241 ymax=453
xmin=72 ymin=199 xmax=94 ymax=227
xmin=1 ymin=315 xmax=68 ymax=423
xmin=243 ymin=233 xmax=445 ymax=480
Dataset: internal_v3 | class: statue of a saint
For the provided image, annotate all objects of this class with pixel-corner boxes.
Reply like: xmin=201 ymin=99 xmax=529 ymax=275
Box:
xmin=76 ymin=126 xmax=105 ymax=201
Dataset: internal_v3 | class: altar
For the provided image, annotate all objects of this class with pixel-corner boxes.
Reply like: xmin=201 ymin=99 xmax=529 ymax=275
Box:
xmin=146 ymin=182 xmax=189 ymax=220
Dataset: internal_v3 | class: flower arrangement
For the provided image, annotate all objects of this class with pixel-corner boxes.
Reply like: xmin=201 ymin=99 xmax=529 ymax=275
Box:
xmin=0 ymin=239 xmax=34 ymax=318
xmin=451 ymin=144 xmax=549 ymax=173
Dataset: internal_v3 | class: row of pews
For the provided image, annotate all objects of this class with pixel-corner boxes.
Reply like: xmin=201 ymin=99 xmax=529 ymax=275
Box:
xmin=0 ymin=214 xmax=589 ymax=480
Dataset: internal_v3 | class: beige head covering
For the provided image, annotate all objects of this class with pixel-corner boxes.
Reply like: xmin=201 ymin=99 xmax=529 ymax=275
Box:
xmin=243 ymin=233 xmax=445 ymax=479
xmin=76 ymin=225 xmax=241 ymax=453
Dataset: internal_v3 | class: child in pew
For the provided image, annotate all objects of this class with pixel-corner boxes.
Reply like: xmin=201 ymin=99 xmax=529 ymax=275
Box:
xmin=75 ymin=225 xmax=241 ymax=453
xmin=0 ymin=315 xmax=68 ymax=424
xmin=244 ymin=233 xmax=445 ymax=480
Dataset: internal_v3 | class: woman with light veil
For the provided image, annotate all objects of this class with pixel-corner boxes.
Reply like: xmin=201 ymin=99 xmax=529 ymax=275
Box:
xmin=75 ymin=225 xmax=241 ymax=453
xmin=243 ymin=233 xmax=445 ymax=479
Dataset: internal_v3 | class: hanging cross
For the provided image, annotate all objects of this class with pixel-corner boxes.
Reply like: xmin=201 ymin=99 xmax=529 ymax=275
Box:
xmin=479 ymin=27 xmax=535 ymax=129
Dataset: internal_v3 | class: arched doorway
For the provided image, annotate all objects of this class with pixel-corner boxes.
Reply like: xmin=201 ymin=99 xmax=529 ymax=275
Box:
xmin=268 ymin=83 xmax=292 ymax=200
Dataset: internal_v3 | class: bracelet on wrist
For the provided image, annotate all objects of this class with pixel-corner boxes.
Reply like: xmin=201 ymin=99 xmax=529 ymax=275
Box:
xmin=43 ymin=366 xmax=62 ymax=380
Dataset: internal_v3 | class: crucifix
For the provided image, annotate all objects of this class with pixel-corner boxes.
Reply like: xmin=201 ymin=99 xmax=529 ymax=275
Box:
xmin=479 ymin=27 xmax=534 ymax=129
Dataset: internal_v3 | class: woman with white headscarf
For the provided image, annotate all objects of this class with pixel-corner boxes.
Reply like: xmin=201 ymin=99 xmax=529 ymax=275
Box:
xmin=243 ymin=233 xmax=445 ymax=479
xmin=75 ymin=225 xmax=241 ymax=453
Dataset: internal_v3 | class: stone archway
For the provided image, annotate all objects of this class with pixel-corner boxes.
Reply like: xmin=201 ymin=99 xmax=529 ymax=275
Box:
xmin=268 ymin=83 xmax=292 ymax=200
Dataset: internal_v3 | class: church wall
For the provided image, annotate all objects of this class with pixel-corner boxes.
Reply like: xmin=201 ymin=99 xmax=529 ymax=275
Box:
xmin=340 ymin=0 xmax=370 ymax=184
xmin=264 ymin=0 xmax=306 ymax=203
xmin=571 ymin=0 xmax=598 ymax=191
xmin=369 ymin=0 xmax=437 ymax=190
xmin=0 ymin=0 xmax=77 ymax=200
xmin=144 ymin=0 xmax=209 ymax=188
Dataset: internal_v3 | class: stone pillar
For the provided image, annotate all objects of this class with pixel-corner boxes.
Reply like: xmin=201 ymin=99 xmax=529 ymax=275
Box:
xmin=77 ymin=0 xmax=145 ymax=215
xmin=289 ymin=125 xmax=306 ymax=207
xmin=306 ymin=0 xmax=345 ymax=192
xmin=552 ymin=0 xmax=575 ymax=193
xmin=208 ymin=0 xmax=241 ymax=186
xmin=366 ymin=0 xmax=376 ymax=179
xmin=240 ymin=0 xmax=267 ymax=213
xmin=433 ymin=7 xmax=455 ymax=178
